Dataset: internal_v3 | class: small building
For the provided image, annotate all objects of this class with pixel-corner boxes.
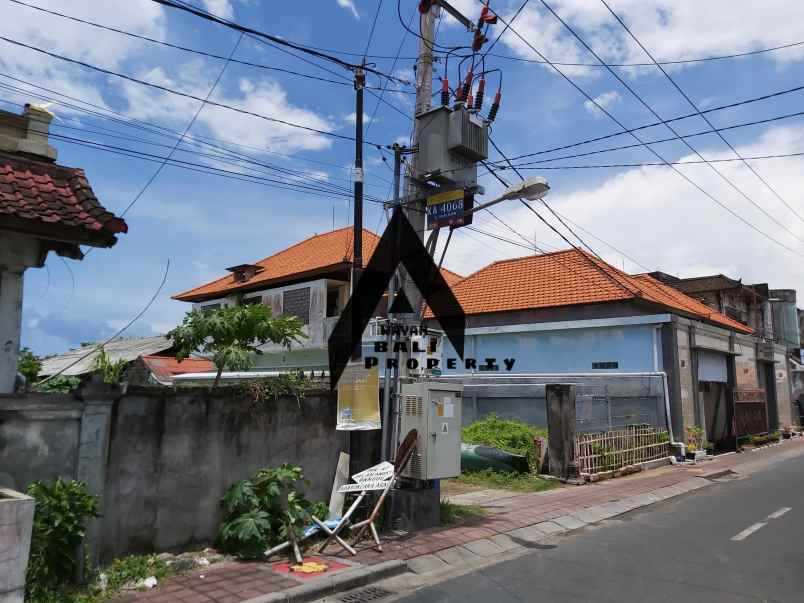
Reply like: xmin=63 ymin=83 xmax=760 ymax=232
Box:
xmin=425 ymin=249 xmax=792 ymax=446
xmin=39 ymin=336 xmax=174 ymax=379
xmin=127 ymin=355 xmax=216 ymax=386
xmin=0 ymin=103 xmax=127 ymax=392
xmin=172 ymin=226 xmax=462 ymax=372
xmin=649 ymin=272 xmax=773 ymax=339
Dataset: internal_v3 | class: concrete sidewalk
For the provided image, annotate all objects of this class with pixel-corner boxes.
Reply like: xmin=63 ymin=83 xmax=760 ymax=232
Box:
xmin=115 ymin=438 xmax=804 ymax=603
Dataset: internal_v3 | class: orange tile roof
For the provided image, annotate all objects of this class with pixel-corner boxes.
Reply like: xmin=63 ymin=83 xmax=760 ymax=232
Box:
xmin=173 ymin=226 xmax=464 ymax=302
xmin=425 ymin=248 xmax=752 ymax=333
xmin=141 ymin=355 xmax=215 ymax=384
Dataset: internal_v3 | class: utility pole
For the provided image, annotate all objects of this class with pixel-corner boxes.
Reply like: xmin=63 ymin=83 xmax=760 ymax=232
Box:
xmin=352 ymin=62 xmax=365 ymax=289
xmin=400 ymin=2 xmax=438 ymax=313
xmin=351 ymin=63 xmax=365 ymax=361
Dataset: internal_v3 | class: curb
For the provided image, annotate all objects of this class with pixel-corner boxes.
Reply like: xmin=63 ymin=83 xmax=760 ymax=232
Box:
xmin=241 ymin=560 xmax=408 ymax=603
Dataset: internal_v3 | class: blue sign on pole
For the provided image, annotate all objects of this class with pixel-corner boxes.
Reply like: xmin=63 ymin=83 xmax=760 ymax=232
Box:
xmin=426 ymin=189 xmax=474 ymax=229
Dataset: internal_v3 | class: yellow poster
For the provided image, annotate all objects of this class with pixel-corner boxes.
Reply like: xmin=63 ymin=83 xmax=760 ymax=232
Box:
xmin=336 ymin=363 xmax=381 ymax=431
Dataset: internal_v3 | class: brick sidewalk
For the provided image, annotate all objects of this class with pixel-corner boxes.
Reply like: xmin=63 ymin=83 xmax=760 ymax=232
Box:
xmin=114 ymin=439 xmax=804 ymax=602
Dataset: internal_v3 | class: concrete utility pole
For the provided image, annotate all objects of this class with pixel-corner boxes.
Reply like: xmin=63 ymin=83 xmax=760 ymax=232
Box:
xmin=400 ymin=2 xmax=438 ymax=313
xmin=351 ymin=63 xmax=365 ymax=361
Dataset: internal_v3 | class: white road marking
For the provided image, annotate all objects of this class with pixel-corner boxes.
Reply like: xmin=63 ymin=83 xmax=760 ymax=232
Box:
xmin=767 ymin=507 xmax=792 ymax=520
xmin=731 ymin=522 xmax=767 ymax=541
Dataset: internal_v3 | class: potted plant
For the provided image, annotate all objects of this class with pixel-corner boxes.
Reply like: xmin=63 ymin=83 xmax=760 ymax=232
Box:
xmin=685 ymin=426 xmax=706 ymax=461
xmin=0 ymin=488 xmax=35 ymax=602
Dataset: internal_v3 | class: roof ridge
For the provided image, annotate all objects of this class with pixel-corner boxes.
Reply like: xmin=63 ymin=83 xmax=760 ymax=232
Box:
xmin=250 ymin=226 xmax=380 ymax=267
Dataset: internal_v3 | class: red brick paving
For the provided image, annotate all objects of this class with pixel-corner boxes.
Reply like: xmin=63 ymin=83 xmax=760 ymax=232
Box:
xmin=116 ymin=440 xmax=804 ymax=602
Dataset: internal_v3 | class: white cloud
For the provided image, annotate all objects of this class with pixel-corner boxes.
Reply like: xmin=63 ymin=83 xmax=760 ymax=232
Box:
xmin=344 ymin=112 xmax=377 ymax=125
xmin=498 ymin=2 xmax=804 ymax=77
xmin=200 ymin=0 xmax=234 ymax=19
xmin=583 ymin=90 xmax=621 ymax=117
xmin=337 ymin=0 xmax=360 ymax=20
xmin=115 ymin=62 xmax=335 ymax=154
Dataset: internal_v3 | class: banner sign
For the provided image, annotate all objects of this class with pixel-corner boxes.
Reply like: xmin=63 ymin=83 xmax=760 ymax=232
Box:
xmin=426 ymin=188 xmax=474 ymax=230
xmin=336 ymin=364 xmax=381 ymax=431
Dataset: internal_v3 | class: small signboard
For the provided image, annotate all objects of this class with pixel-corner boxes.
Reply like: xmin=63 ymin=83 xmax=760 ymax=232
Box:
xmin=336 ymin=364 xmax=381 ymax=431
xmin=426 ymin=188 xmax=474 ymax=230
xmin=337 ymin=461 xmax=395 ymax=493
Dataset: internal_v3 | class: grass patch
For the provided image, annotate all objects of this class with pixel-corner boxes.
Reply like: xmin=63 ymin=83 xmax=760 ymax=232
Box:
xmin=440 ymin=498 xmax=489 ymax=525
xmin=28 ymin=554 xmax=177 ymax=603
xmin=461 ymin=413 xmax=547 ymax=469
xmin=453 ymin=469 xmax=557 ymax=492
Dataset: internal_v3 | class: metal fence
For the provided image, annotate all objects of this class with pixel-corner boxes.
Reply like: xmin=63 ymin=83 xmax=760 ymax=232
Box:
xmin=574 ymin=425 xmax=671 ymax=475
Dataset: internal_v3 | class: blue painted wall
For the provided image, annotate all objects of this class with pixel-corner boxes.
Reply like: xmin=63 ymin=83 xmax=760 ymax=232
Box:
xmin=441 ymin=323 xmax=662 ymax=374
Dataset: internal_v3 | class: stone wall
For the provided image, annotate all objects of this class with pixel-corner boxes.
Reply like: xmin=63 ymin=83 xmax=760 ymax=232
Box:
xmin=0 ymin=382 xmax=350 ymax=563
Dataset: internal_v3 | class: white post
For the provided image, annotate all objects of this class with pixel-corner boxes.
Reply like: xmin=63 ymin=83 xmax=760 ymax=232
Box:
xmin=0 ymin=268 xmax=24 ymax=393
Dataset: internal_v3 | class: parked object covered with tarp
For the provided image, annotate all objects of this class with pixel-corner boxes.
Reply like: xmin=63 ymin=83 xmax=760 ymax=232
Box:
xmin=460 ymin=443 xmax=529 ymax=473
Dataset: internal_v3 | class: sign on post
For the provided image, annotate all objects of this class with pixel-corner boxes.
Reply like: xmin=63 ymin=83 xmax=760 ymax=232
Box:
xmin=337 ymin=461 xmax=395 ymax=493
xmin=336 ymin=364 xmax=381 ymax=430
xmin=426 ymin=188 xmax=474 ymax=230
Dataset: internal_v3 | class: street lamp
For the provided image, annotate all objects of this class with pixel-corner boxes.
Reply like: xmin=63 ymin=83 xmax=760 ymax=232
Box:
xmin=465 ymin=176 xmax=550 ymax=217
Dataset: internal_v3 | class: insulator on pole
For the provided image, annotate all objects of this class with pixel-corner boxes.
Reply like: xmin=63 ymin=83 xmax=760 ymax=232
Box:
xmin=475 ymin=76 xmax=486 ymax=112
xmin=488 ymin=88 xmax=501 ymax=122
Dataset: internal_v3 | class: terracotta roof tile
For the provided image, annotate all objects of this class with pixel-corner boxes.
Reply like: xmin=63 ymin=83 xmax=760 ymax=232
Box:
xmin=141 ymin=355 xmax=215 ymax=384
xmin=0 ymin=152 xmax=126 ymax=244
xmin=173 ymin=227 xmax=465 ymax=302
xmin=425 ymin=248 xmax=752 ymax=333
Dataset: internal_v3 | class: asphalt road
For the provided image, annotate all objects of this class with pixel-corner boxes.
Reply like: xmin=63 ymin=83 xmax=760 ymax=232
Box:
xmin=398 ymin=454 xmax=804 ymax=602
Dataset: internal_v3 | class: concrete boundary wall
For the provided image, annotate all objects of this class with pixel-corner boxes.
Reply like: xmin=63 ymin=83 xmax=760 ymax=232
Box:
xmin=0 ymin=381 xmax=347 ymax=563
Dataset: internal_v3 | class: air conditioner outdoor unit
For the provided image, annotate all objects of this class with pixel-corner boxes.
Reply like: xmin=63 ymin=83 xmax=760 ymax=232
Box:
xmin=399 ymin=381 xmax=463 ymax=481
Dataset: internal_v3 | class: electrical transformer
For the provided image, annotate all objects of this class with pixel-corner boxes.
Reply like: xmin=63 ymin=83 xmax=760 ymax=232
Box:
xmin=415 ymin=105 xmax=488 ymax=188
xmin=399 ymin=381 xmax=463 ymax=480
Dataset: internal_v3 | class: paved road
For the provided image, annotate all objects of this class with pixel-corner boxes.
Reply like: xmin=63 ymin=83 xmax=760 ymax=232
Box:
xmin=398 ymin=454 xmax=804 ymax=602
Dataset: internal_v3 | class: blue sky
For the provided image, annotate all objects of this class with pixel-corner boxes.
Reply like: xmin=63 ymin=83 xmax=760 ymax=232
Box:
xmin=5 ymin=0 xmax=804 ymax=356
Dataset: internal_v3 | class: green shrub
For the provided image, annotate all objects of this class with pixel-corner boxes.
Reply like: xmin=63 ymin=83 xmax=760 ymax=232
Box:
xmin=18 ymin=348 xmax=41 ymax=385
xmin=34 ymin=375 xmax=82 ymax=393
xmin=461 ymin=413 xmax=547 ymax=469
xmin=25 ymin=478 xmax=99 ymax=600
xmin=217 ymin=464 xmax=329 ymax=559
xmin=92 ymin=348 xmax=127 ymax=385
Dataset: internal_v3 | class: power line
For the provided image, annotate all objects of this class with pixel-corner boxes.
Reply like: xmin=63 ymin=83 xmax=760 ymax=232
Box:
xmin=0 ymin=35 xmax=377 ymax=145
xmin=497 ymin=109 xmax=804 ymax=168
xmin=598 ymin=0 xmax=804 ymax=225
xmin=539 ymin=0 xmax=804 ymax=246
xmin=37 ymin=260 xmax=171 ymax=386
xmin=118 ymin=32 xmax=244 ymax=220
xmin=0 ymin=72 xmax=396 ymax=188
xmin=366 ymin=5 xmax=415 ymax=139
xmin=0 ymin=81 xmax=392 ymax=197
xmin=491 ymin=4 xmax=804 ymax=258
xmin=150 ymin=0 xmax=408 ymax=84
xmin=490 ymin=81 xmax=804 ymax=164
xmin=4 ymin=0 xmax=415 ymax=95
xmin=482 ymin=150 xmax=804 ymax=170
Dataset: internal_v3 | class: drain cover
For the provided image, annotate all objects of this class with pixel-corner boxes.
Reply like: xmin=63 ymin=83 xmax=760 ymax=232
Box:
xmin=339 ymin=586 xmax=393 ymax=602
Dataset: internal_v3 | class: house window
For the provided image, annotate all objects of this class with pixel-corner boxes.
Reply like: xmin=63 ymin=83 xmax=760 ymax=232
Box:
xmin=327 ymin=289 xmax=340 ymax=317
xmin=241 ymin=296 xmax=262 ymax=306
xmin=283 ymin=287 xmax=311 ymax=324
xmin=592 ymin=361 xmax=618 ymax=369
xmin=201 ymin=303 xmax=221 ymax=312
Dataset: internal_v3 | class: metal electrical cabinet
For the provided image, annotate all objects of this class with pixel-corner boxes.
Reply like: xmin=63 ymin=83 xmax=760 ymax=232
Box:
xmin=399 ymin=381 xmax=463 ymax=480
